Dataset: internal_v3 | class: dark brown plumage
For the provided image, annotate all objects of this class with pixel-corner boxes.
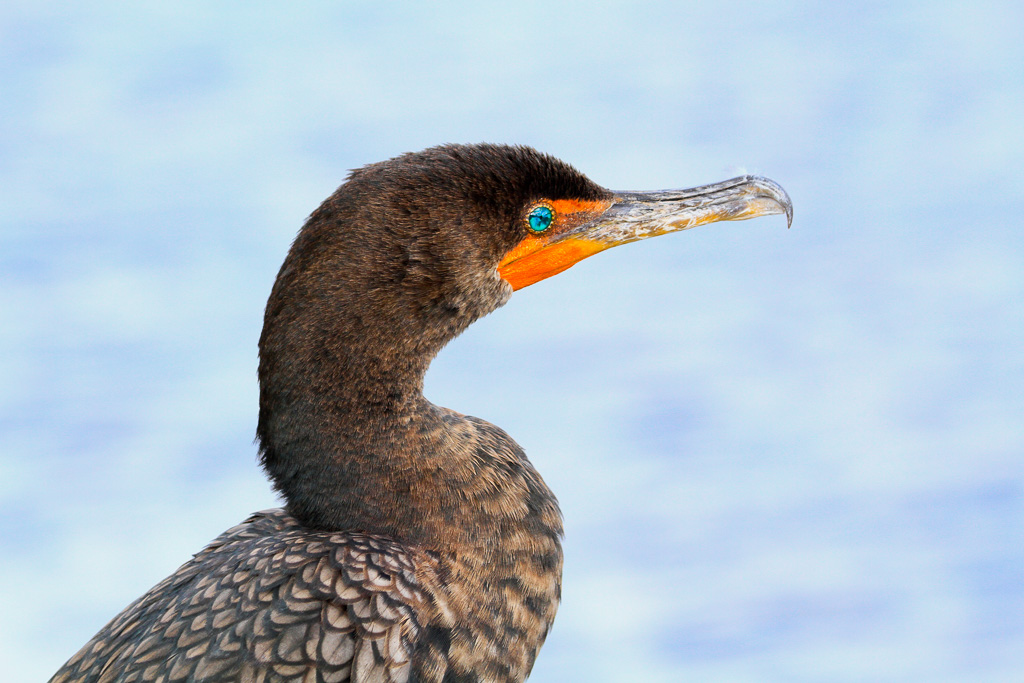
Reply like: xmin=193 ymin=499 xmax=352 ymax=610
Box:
xmin=51 ymin=144 xmax=791 ymax=683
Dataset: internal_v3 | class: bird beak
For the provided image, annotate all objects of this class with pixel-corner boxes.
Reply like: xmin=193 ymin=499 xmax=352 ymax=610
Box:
xmin=498 ymin=175 xmax=793 ymax=290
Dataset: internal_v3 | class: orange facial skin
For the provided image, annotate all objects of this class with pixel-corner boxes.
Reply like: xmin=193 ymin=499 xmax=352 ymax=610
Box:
xmin=498 ymin=198 xmax=613 ymax=290
xmin=498 ymin=237 xmax=608 ymax=290
xmin=548 ymin=198 xmax=612 ymax=217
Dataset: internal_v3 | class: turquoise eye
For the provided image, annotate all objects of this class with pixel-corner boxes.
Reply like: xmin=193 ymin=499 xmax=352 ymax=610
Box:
xmin=528 ymin=205 xmax=554 ymax=232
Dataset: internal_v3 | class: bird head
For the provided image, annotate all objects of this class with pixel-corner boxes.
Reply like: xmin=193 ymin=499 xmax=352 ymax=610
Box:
xmin=257 ymin=143 xmax=791 ymax=527
xmin=289 ymin=143 xmax=791 ymax=327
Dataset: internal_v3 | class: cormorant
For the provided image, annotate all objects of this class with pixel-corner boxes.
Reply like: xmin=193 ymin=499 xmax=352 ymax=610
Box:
xmin=50 ymin=144 xmax=791 ymax=683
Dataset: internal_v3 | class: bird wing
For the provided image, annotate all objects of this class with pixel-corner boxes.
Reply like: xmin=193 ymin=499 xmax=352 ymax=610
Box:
xmin=49 ymin=509 xmax=431 ymax=683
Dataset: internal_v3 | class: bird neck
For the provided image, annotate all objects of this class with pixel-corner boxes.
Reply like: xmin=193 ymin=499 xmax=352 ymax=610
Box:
xmin=258 ymin=355 xmax=558 ymax=552
xmin=255 ymin=298 xmax=555 ymax=551
xmin=258 ymin=313 xmax=434 ymax=525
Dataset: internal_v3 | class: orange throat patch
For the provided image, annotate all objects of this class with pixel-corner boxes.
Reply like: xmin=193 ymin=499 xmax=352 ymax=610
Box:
xmin=498 ymin=236 xmax=608 ymax=290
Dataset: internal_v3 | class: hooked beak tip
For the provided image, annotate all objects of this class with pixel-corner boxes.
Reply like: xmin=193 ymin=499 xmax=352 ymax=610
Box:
xmin=745 ymin=175 xmax=793 ymax=228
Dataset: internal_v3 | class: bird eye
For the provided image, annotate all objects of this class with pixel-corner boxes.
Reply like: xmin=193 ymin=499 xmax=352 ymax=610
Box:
xmin=527 ymin=205 xmax=554 ymax=233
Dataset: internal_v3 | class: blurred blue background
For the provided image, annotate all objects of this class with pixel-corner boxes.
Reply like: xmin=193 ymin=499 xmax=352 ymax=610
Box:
xmin=2 ymin=2 xmax=1022 ymax=681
